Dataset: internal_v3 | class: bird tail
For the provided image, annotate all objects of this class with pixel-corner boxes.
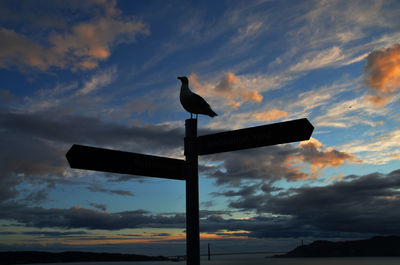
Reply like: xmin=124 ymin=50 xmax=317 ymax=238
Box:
xmin=208 ymin=109 xmax=218 ymax=117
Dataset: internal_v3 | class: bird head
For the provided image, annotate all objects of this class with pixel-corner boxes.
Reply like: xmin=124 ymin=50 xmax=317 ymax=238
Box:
xmin=177 ymin=76 xmax=188 ymax=84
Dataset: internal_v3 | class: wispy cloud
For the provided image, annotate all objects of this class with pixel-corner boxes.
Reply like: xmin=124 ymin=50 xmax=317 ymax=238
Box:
xmin=203 ymin=78 xmax=358 ymax=132
xmin=313 ymin=95 xmax=388 ymax=128
xmin=75 ymin=67 xmax=116 ymax=96
xmin=336 ymin=129 xmax=400 ymax=164
xmin=291 ymin=81 xmax=354 ymax=114
xmin=22 ymin=67 xmax=117 ymax=113
xmin=289 ymin=46 xmax=344 ymax=72
xmin=294 ymin=0 xmax=398 ymax=46
xmin=232 ymin=21 xmax=265 ymax=43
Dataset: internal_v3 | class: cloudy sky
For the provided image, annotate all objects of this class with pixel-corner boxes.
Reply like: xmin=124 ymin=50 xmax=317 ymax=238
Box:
xmin=1 ymin=0 xmax=400 ymax=256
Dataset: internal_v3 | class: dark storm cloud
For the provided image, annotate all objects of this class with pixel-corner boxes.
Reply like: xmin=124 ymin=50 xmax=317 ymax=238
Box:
xmin=199 ymin=209 xmax=232 ymax=218
xmin=269 ymin=169 xmax=400 ymax=235
xmin=0 ymin=109 xmax=184 ymax=202
xmin=0 ymin=231 xmax=17 ymax=235
xmin=224 ymin=169 xmax=400 ymax=237
xmin=202 ymin=146 xmax=296 ymax=186
xmin=23 ymin=189 xmax=49 ymax=204
xmin=21 ymin=231 xmax=89 ymax=237
xmin=117 ymin=233 xmax=142 ymax=237
xmin=0 ymin=130 xmax=66 ymax=203
xmin=0 ymin=201 xmax=290 ymax=234
xmin=211 ymin=185 xmax=258 ymax=197
xmin=0 ymin=203 xmax=186 ymax=230
xmin=89 ymin=202 xmax=107 ymax=211
xmin=0 ymin=111 xmax=184 ymax=149
xmin=87 ymin=185 xmax=135 ymax=196
xmin=152 ymin=233 xmax=171 ymax=237
xmin=2 ymin=170 xmax=399 ymax=238
xmin=0 ymin=90 xmax=16 ymax=103
xmin=199 ymin=214 xmax=318 ymax=238
xmin=200 ymin=200 xmax=214 ymax=208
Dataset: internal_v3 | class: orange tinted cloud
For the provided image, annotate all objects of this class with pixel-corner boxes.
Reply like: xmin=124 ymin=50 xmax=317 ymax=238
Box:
xmin=281 ymin=160 xmax=310 ymax=181
xmin=216 ymin=72 xmax=238 ymax=91
xmin=79 ymin=60 xmax=99 ymax=70
xmin=366 ymin=94 xmax=388 ymax=107
xmin=189 ymin=72 xmax=263 ymax=109
xmin=89 ymin=47 xmax=110 ymax=59
xmin=253 ymin=109 xmax=289 ymax=122
xmin=0 ymin=28 xmax=47 ymax=70
xmin=285 ymin=138 xmax=355 ymax=179
xmin=364 ymin=43 xmax=400 ymax=106
xmin=200 ymin=231 xmax=249 ymax=240
xmin=242 ymin=90 xmax=263 ymax=102
xmin=50 ymin=231 xmax=186 ymax=246
xmin=0 ymin=1 xmax=149 ymax=71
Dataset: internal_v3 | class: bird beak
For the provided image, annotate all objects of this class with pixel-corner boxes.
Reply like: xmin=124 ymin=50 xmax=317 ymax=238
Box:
xmin=177 ymin=77 xmax=182 ymax=80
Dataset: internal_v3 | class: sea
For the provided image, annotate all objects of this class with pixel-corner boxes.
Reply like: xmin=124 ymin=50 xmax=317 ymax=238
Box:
xmin=21 ymin=253 xmax=400 ymax=265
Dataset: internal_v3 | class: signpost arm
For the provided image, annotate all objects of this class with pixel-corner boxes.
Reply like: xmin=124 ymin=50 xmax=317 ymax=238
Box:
xmin=185 ymin=118 xmax=200 ymax=265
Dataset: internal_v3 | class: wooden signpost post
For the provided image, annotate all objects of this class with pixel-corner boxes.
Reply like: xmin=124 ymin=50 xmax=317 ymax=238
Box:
xmin=66 ymin=118 xmax=314 ymax=265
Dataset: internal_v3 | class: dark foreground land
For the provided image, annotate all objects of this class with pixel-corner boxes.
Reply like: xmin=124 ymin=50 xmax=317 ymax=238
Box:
xmin=275 ymin=236 xmax=400 ymax=258
xmin=0 ymin=251 xmax=170 ymax=264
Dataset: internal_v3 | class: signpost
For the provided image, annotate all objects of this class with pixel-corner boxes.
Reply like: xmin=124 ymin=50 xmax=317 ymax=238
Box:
xmin=66 ymin=118 xmax=314 ymax=265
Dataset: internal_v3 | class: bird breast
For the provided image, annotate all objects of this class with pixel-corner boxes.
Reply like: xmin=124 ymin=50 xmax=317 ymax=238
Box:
xmin=180 ymin=87 xmax=195 ymax=112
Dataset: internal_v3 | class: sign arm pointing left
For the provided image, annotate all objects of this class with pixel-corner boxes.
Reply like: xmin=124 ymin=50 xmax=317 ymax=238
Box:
xmin=66 ymin=144 xmax=185 ymax=181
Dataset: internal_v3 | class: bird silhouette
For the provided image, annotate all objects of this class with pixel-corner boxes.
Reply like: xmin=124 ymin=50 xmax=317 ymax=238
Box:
xmin=178 ymin=76 xmax=218 ymax=119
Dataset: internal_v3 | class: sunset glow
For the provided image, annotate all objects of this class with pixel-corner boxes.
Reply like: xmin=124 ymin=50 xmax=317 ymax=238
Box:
xmin=0 ymin=0 xmax=399 ymax=256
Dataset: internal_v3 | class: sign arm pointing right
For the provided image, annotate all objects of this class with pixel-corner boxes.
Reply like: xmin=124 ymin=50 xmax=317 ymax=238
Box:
xmin=197 ymin=118 xmax=314 ymax=155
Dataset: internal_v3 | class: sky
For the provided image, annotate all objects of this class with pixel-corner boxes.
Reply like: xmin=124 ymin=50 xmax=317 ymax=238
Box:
xmin=0 ymin=0 xmax=400 ymax=256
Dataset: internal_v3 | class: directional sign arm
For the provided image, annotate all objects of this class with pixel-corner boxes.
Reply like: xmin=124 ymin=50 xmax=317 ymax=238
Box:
xmin=197 ymin=118 xmax=314 ymax=155
xmin=66 ymin=144 xmax=185 ymax=180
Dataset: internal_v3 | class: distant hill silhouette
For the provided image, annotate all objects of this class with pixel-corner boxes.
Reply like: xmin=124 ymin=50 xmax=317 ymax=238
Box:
xmin=275 ymin=236 xmax=400 ymax=257
xmin=0 ymin=251 xmax=170 ymax=264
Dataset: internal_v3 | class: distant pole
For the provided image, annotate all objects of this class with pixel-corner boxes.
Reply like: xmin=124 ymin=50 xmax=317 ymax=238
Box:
xmin=185 ymin=118 xmax=200 ymax=265
xmin=208 ymin=243 xmax=211 ymax=261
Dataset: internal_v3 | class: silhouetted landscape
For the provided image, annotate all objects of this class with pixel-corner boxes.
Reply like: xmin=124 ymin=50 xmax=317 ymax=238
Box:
xmin=274 ymin=236 xmax=400 ymax=258
xmin=0 ymin=251 xmax=170 ymax=264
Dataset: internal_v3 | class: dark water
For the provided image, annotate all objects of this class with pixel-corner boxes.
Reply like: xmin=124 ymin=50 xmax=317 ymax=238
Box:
xmin=22 ymin=253 xmax=400 ymax=265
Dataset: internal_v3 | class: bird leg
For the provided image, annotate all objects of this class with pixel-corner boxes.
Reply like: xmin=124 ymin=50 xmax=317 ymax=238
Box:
xmin=190 ymin=113 xmax=193 ymax=119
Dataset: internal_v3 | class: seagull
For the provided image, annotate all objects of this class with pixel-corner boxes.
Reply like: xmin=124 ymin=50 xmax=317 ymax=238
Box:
xmin=178 ymin=76 xmax=218 ymax=119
